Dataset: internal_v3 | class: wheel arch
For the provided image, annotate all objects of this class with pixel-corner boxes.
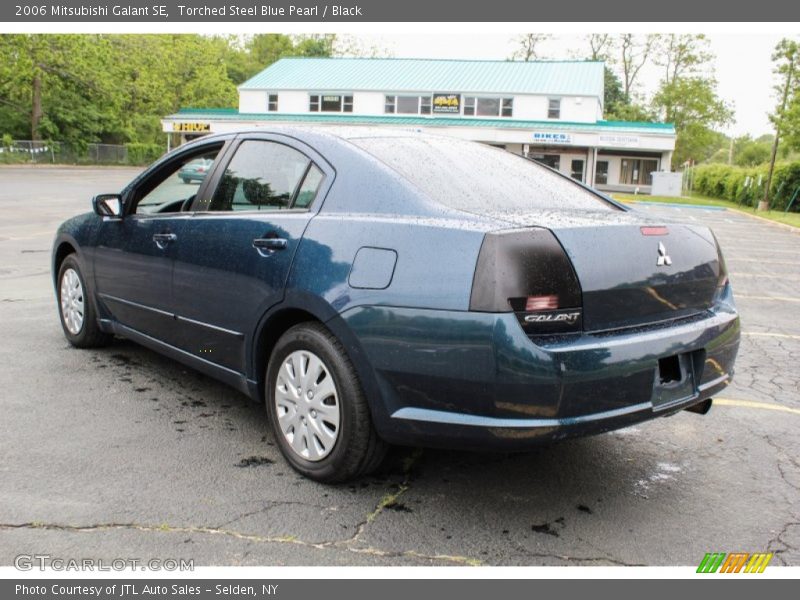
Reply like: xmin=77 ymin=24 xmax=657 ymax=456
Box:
xmin=52 ymin=237 xmax=80 ymax=287
xmin=248 ymin=293 xmax=386 ymax=428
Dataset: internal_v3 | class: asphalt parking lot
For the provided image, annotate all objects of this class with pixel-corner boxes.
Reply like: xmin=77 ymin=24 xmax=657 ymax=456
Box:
xmin=1 ymin=165 xmax=798 ymax=567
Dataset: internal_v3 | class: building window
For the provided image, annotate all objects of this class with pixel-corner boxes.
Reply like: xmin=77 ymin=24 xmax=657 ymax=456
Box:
xmin=421 ymin=96 xmax=432 ymax=115
xmin=548 ymin=98 xmax=561 ymax=119
xmin=384 ymin=95 xmax=433 ymax=115
xmin=620 ymin=158 xmax=659 ymax=186
xmin=571 ymin=159 xmax=585 ymax=182
xmin=309 ymin=94 xmax=353 ymax=113
xmin=463 ymin=96 xmax=513 ymax=117
xmin=595 ymin=161 xmax=609 ymax=185
xmin=267 ymin=94 xmax=278 ymax=112
xmin=531 ymin=154 xmax=560 ymax=170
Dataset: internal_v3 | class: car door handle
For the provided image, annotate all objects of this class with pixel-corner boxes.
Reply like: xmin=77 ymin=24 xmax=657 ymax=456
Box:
xmin=253 ymin=237 xmax=288 ymax=254
xmin=153 ymin=233 xmax=177 ymax=249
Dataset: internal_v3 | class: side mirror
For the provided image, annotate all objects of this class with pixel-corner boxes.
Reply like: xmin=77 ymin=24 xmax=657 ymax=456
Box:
xmin=93 ymin=194 xmax=123 ymax=218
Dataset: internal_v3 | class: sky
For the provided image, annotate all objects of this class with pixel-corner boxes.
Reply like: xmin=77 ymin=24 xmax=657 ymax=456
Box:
xmin=349 ymin=33 xmax=786 ymax=137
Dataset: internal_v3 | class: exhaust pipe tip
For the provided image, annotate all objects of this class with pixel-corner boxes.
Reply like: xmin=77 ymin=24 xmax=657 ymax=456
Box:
xmin=685 ymin=398 xmax=713 ymax=415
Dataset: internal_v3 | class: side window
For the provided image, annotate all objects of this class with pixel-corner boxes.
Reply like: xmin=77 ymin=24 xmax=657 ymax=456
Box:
xmin=209 ymin=141 xmax=315 ymax=212
xmin=294 ymin=165 xmax=324 ymax=209
xmin=135 ymin=148 xmax=221 ymax=214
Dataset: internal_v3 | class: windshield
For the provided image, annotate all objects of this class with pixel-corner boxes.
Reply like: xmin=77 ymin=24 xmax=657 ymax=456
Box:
xmin=351 ymin=136 xmax=618 ymax=214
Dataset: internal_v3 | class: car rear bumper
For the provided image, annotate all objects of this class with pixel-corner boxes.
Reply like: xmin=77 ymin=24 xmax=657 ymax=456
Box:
xmin=339 ymin=297 xmax=740 ymax=450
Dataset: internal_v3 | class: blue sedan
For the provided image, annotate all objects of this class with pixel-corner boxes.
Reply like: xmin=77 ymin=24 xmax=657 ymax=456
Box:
xmin=52 ymin=128 xmax=740 ymax=482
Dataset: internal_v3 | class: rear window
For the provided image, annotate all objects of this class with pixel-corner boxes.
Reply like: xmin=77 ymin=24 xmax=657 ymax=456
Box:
xmin=351 ymin=137 xmax=617 ymax=213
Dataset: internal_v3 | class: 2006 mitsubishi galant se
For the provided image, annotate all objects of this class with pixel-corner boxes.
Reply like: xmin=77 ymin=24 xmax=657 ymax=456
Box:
xmin=52 ymin=128 xmax=740 ymax=482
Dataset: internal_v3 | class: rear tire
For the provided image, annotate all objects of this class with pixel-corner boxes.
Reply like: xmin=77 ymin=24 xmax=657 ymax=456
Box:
xmin=57 ymin=255 xmax=112 ymax=348
xmin=265 ymin=322 xmax=387 ymax=482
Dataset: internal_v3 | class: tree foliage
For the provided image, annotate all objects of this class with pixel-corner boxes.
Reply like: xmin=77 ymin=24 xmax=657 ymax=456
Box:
xmin=510 ymin=34 xmax=551 ymax=61
xmin=652 ymin=76 xmax=733 ymax=166
xmin=0 ymin=33 xmax=338 ymax=147
xmin=653 ymin=34 xmax=713 ymax=85
xmin=772 ymin=39 xmax=800 ymax=152
xmin=648 ymin=34 xmax=732 ymax=168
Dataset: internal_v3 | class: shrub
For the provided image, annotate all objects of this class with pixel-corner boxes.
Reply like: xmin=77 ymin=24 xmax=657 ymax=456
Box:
xmin=691 ymin=161 xmax=800 ymax=211
xmin=126 ymin=143 xmax=165 ymax=165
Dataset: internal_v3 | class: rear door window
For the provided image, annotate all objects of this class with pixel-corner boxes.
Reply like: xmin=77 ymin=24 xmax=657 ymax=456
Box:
xmin=208 ymin=140 xmax=320 ymax=212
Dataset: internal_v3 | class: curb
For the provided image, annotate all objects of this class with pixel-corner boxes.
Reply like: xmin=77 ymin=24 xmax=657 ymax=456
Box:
xmin=727 ymin=207 xmax=800 ymax=234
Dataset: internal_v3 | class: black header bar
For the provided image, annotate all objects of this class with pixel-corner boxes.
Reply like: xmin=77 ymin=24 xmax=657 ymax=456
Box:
xmin=3 ymin=0 xmax=799 ymax=22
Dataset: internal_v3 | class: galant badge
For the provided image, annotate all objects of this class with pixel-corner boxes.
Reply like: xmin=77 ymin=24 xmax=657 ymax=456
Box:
xmin=657 ymin=241 xmax=672 ymax=267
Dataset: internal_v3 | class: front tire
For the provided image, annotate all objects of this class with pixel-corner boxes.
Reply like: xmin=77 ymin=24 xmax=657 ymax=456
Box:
xmin=57 ymin=255 xmax=112 ymax=348
xmin=265 ymin=322 xmax=387 ymax=482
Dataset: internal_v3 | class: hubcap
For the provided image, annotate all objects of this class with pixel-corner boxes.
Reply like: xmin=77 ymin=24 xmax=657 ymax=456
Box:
xmin=60 ymin=268 xmax=84 ymax=335
xmin=274 ymin=350 xmax=340 ymax=462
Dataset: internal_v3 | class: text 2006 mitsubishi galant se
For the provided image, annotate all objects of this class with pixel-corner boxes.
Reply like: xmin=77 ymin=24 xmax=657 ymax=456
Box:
xmin=53 ymin=128 xmax=740 ymax=482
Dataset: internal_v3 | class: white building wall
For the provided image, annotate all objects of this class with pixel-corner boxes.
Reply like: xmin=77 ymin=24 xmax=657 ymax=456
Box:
xmin=559 ymin=96 xmax=600 ymax=122
xmin=239 ymin=90 xmax=267 ymax=113
xmin=242 ymin=89 xmax=603 ymax=122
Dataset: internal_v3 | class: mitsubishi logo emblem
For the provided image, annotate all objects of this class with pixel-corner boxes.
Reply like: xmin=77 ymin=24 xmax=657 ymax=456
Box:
xmin=657 ymin=242 xmax=672 ymax=267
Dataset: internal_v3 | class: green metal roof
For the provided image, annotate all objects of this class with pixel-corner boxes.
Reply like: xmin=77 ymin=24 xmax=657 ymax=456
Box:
xmin=166 ymin=108 xmax=676 ymax=135
xmin=239 ymin=58 xmax=605 ymax=97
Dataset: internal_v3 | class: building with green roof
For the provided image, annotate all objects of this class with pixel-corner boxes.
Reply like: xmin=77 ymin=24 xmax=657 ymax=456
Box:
xmin=162 ymin=57 xmax=677 ymax=193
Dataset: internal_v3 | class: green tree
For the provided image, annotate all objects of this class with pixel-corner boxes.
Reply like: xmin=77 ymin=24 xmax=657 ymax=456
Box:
xmin=585 ymin=33 xmax=614 ymax=62
xmin=654 ymin=34 xmax=713 ymax=85
xmin=0 ymin=34 xmax=120 ymax=144
xmin=652 ymin=76 xmax=733 ymax=167
xmin=733 ymin=135 xmax=772 ymax=166
xmin=603 ymin=66 xmax=656 ymax=121
xmin=650 ymin=35 xmax=732 ymax=168
xmin=509 ymin=34 xmax=550 ymax=61
xmin=106 ymin=35 xmax=237 ymax=144
xmin=762 ymin=39 xmax=800 ymax=210
xmin=618 ymin=34 xmax=660 ymax=101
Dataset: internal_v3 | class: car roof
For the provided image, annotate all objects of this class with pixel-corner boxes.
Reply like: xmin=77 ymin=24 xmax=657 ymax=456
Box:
xmin=193 ymin=126 xmax=449 ymax=147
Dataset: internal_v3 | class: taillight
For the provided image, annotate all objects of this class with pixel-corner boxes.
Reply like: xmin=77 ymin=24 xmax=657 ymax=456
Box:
xmin=711 ymin=232 xmax=731 ymax=305
xmin=469 ymin=228 xmax=583 ymax=334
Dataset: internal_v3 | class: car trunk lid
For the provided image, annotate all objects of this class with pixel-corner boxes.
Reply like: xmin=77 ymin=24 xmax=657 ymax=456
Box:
xmin=552 ymin=222 xmax=722 ymax=331
xmin=481 ymin=208 xmax=724 ymax=332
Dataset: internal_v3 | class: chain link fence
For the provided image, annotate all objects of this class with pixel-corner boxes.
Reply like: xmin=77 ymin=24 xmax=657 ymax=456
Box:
xmin=0 ymin=140 xmax=165 ymax=165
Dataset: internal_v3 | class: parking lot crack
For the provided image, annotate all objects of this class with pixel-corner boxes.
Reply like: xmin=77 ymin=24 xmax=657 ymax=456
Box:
xmin=339 ymin=448 xmax=425 ymax=546
xmin=215 ymin=500 xmax=336 ymax=529
xmin=767 ymin=520 xmax=800 ymax=566
xmin=0 ymin=521 xmax=327 ymax=549
xmin=0 ymin=519 xmax=484 ymax=566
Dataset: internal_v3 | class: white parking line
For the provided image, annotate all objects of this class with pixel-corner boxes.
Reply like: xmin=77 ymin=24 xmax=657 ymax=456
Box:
xmin=734 ymin=294 xmax=800 ymax=302
xmin=715 ymin=398 xmax=800 ymax=417
xmin=742 ymin=332 xmax=800 ymax=340
xmin=723 ymin=248 xmax=800 ymax=255
xmin=726 ymin=258 xmax=799 ymax=265
xmin=731 ymin=273 xmax=800 ymax=280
